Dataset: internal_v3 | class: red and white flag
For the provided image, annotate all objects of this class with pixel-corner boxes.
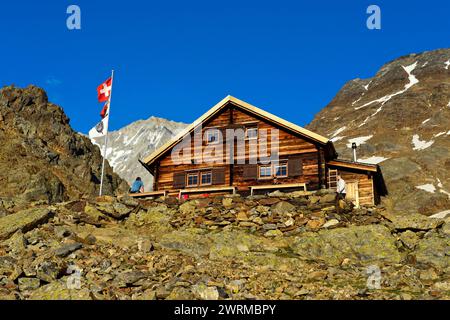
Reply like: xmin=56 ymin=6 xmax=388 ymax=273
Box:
xmin=90 ymin=75 xmax=113 ymax=139
xmin=100 ymin=101 xmax=109 ymax=119
xmin=97 ymin=77 xmax=112 ymax=102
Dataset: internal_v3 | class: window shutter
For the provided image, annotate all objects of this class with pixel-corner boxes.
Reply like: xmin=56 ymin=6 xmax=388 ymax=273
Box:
xmin=288 ymin=158 xmax=303 ymax=177
xmin=173 ymin=172 xmax=186 ymax=188
xmin=212 ymin=168 xmax=225 ymax=185
xmin=243 ymin=164 xmax=258 ymax=180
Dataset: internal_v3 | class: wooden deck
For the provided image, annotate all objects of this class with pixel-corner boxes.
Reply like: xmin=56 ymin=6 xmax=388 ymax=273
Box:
xmin=179 ymin=186 xmax=236 ymax=197
xmin=128 ymin=190 xmax=168 ymax=198
xmin=250 ymin=183 xmax=307 ymax=196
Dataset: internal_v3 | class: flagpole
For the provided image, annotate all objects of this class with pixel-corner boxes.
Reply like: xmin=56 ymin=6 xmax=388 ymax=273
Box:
xmin=99 ymin=70 xmax=114 ymax=196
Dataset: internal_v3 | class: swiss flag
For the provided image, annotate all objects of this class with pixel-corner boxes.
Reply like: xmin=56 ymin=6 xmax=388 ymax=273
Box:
xmin=97 ymin=77 xmax=112 ymax=102
xmin=100 ymin=102 xmax=109 ymax=119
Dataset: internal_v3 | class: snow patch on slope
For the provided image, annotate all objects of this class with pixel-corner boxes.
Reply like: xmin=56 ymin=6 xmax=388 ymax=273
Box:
xmin=346 ymin=135 xmax=373 ymax=148
xmin=357 ymin=156 xmax=388 ymax=164
xmin=411 ymin=134 xmax=434 ymax=150
xmin=330 ymin=136 xmax=344 ymax=142
xmin=434 ymin=131 xmax=446 ymax=138
xmin=331 ymin=126 xmax=346 ymax=137
xmin=356 ymin=62 xmax=420 ymax=127
xmin=416 ymin=184 xmax=436 ymax=193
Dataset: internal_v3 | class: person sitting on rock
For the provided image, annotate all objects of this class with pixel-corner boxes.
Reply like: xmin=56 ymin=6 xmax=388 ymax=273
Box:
xmin=130 ymin=177 xmax=144 ymax=194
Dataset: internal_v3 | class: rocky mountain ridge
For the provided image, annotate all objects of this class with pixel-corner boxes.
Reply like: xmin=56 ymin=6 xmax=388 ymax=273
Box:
xmin=307 ymin=48 xmax=450 ymax=216
xmin=0 ymin=85 xmax=128 ymax=214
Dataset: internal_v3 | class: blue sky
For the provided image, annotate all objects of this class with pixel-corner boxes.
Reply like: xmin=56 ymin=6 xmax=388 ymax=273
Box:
xmin=0 ymin=0 xmax=449 ymax=133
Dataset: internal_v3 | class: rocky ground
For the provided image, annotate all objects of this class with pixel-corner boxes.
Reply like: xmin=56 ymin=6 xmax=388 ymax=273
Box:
xmin=0 ymin=190 xmax=448 ymax=300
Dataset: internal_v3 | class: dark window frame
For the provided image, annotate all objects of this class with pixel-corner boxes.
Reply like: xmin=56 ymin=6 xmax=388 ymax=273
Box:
xmin=258 ymin=165 xmax=272 ymax=179
xmin=200 ymin=171 xmax=212 ymax=186
xmin=274 ymin=161 xmax=288 ymax=178
xmin=186 ymin=172 xmax=199 ymax=187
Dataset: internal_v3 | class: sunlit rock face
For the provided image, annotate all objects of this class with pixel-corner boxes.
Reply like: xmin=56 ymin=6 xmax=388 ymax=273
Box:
xmin=307 ymin=48 xmax=450 ymax=216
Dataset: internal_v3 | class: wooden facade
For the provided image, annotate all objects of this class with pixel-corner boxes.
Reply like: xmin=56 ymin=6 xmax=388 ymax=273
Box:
xmin=140 ymin=96 xmax=387 ymax=204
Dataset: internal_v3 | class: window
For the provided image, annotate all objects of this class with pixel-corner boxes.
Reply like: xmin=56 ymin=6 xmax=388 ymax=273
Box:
xmin=206 ymin=129 xmax=220 ymax=144
xmin=274 ymin=162 xmax=288 ymax=177
xmin=201 ymin=171 xmax=212 ymax=185
xmin=259 ymin=165 xmax=272 ymax=179
xmin=246 ymin=127 xmax=258 ymax=140
xmin=187 ymin=173 xmax=198 ymax=187
xmin=258 ymin=161 xmax=289 ymax=179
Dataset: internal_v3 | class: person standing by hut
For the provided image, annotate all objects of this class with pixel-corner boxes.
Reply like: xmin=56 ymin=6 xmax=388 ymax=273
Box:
xmin=335 ymin=174 xmax=346 ymax=214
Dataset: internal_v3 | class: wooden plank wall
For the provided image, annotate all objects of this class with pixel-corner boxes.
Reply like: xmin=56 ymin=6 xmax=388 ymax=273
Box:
xmin=155 ymin=103 xmax=323 ymax=192
xmin=331 ymin=168 xmax=375 ymax=206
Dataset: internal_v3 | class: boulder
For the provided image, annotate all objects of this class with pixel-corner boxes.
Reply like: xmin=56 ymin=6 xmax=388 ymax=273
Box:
xmin=4 ymin=230 xmax=27 ymax=253
xmin=319 ymin=193 xmax=336 ymax=204
xmin=271 ymin=201 xmax=295 ymax=215
xmin=222 ymin=198 xmax=233 ymax=208
xmin=54 ymin=242 xmax=83 ymax=257
xmin=264 ymin=230 xmax=283 ymax=237
xmin=29 ymin=280 xmax=91 ymax=300
xmin=322 ymin=219 xmax=339 ymax=229
xmin=226 ymin=279 xmax=245 ymax=294
xmin=398 ymin=230 xmax=420 ymax=250
xmin=0 ymin=208 xmax=54 ymax=240
xmin=236 ymin=211 xmax=249 ymax=221
xmin=258 ymin=198 xmax=280 ymax=206
xmin=192 ymin=283 xmax=219 ymax=300
xmin=159 ymin=229 xmax=212 ymax=257
xmin=18 ymin=277 xmax=41 ymax=291
xmin=36 ymin=260 xmax=65 ymax=283
xmin=385 ymin=212 xmax=444 ymax=231
xmin=414 ymin=234 xmax=449 ymax=268
xmin=0 ymin=256 xmax=17 ymax=277
xmin=307 ymin=218 xmax=325 ymax=230
xmin=179 ymin=200 xmax=199 ymax=215
xmin=290 ymin=224 xmax=402 ymax=265
xmin=116 ymin=271 xmax=147 ymax=286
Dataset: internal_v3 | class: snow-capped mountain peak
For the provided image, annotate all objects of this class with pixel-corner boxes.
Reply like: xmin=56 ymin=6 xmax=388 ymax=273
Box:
xmin=91 ymin=116 xmax=187 ymax=190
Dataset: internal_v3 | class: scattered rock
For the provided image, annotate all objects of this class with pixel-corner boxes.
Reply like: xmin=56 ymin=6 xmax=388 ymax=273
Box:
xmin=271 ymin=201 xmax=295 ymax=215
xmin=398 ymin=230 xmax=420 ymax=250
xmin=322 ymin=219 xmax=339 ymax=228
xmin=226 ymin=279 xmax=245 ymax=294
xmin=291 ymin=224 xmax=402 ymax=265
xmin=307 ymin=218 xmax=325 ymax=229
xmin=236 ymin=211 xmax=249 ymax=221
xmin=18 ymin=278 xmax=41 ymax=291
xmin=54 ymin=242 xmax=82 ymax=257
xmin=0 ymin=208 xmax=54 ymax=240
xmin=414 ymin=234 xmax=449 ymax=268
xmin=222 ymin=198 xmax=233 ymax=208
xmin=264 ymin=229 xmax=283 ymax=237
xmin=36 ymin=260 xmax=65 ymax=283
xmin=387 ymin=213 xmax=444 ymax=231
xmin=192 ymin=283 xmax=219 ymax=300
xmin=29 ymin=280 xmax=91 ymax=300
xmin=116 ymin=271 xmax=146 ymax=286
